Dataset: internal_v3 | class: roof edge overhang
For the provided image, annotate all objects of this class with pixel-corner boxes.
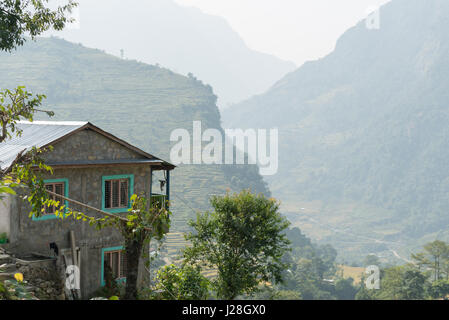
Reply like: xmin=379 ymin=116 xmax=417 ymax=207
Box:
xmin=32 ymin=159 xmax=175 ymax=170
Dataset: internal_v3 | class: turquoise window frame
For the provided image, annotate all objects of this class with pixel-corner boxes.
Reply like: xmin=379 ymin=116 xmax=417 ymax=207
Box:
xmin=101 ymin=174 xmax=134 ymax=213
xmin=33 ymin=178 xmax=69 ymax=221
xmin=101 ymin=246 xmax=127 ymax=286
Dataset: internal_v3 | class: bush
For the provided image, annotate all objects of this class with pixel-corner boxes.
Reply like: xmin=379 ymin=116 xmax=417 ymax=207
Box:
xmin=154 ymin=264 xmax=210 ymax=300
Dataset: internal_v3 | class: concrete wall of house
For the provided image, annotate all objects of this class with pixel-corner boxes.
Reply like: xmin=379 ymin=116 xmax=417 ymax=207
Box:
xmin=8 ymin=128 xmax=154 ymax=298
xmin=0 ymin=194 xmax=11 ymax=236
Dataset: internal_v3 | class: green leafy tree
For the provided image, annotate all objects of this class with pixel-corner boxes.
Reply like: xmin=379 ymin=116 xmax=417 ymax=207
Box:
xmin=355 ymin=285 xmax=376 ymax=300
xmin=184 ymin=190 xmax=291 ymax=300
xmin=376 ymin=266 xmax=404 ymax=300
xmin=0 ymin=0 xmax=77 ymax=51
xmin=362 ymin=265 xmax=428 ymax=300
xmin=290 ymin=257 xmax=336 ymax=300
xmin=276 ymin=227 xmax=339 ymax=300
xmin=428 ymin=279 xmax=449 ymax=300
xmin=411 ymin=252 xmax=431 ymax=272
xmin=442 ymin=258 xmax=449 ymax=281
xmin=414 ymin=240 xmax=449 ymax=281
xmin=154 ymin=264 xmax=210 ymax=300
xmin=399 ymin=270 xmax=426 ymax=300
xmin=335 ymin=278 xmax=358 ymax=300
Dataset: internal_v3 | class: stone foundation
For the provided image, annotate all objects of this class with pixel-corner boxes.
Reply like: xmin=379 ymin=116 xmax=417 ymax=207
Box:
xmin=0 ymin=247 xmax=65 ymax=300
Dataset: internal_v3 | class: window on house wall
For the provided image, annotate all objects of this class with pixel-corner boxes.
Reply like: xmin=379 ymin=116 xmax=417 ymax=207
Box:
xmin=103 ymin=249 xmax=127 ymax=282
xmin=104 ymin=179 xmax=129 ymax=209
xmin=44 ymin=182 xmax=65 ymax=214
xmin=102 ymin=174 xmax=134 ymax=213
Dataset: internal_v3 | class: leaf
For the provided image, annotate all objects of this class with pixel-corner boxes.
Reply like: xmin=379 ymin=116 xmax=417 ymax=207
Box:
xmin=0 ymin=186 xmax=16 ymax=195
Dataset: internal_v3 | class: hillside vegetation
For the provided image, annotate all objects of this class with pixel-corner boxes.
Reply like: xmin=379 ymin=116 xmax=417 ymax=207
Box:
xmin=223 ymin=0 xmax=449 ymax=262
xmin=0 ymin=37 xmax=270 ymax=231
xmin=46 ymin=0 xmax=296 ymax=108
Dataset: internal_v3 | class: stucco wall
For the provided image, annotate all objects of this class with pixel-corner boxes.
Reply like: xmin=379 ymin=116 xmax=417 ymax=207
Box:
xmin=0 ymin=194 xmax=11 ymax=236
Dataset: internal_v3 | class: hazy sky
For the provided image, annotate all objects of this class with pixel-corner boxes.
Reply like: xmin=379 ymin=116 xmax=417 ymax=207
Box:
xmin=175 ymin=0 xmax=391 ymax=65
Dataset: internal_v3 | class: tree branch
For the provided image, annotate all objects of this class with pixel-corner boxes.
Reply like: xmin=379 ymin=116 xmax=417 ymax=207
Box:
xmin=0 ymin=7 xmax=23 ymax=22
xmin=45 ymin=189 xmax=153 ymax=232
xmin=0 ymin=148 xmax=27 ymax=177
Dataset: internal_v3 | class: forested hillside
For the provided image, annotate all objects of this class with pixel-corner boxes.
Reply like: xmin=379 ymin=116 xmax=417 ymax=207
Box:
xmin=0 ymin=37 xmax=269 ymax=231
xmin=223 ymin=0 xmax=449 ymax=262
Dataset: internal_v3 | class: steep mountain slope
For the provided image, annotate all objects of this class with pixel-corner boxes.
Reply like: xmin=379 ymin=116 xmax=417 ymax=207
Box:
xmin=47 ymin=0 xmax=295 ymax=109
xmin=223 ymin=0 xmax=449 ymax=262
xmin=0 ymin=37 xmax=270 ymax=231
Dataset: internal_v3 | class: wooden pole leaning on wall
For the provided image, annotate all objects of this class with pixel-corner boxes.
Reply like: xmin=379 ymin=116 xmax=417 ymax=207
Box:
xmin=69 ymin=230 xmax=80 ymax=300
xmin=70 ymin=231 xmax=78 ymax=267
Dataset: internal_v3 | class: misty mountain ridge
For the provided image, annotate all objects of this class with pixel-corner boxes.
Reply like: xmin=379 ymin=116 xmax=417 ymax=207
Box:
xmin=223 ymin=0 xmax=449 ymax=262
xmin=46 ymin=0 xmax=295 ymax=109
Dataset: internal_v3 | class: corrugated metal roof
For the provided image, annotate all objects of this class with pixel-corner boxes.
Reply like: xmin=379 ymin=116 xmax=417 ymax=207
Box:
xmin=0 ymin=121 xmax=88 ymax=170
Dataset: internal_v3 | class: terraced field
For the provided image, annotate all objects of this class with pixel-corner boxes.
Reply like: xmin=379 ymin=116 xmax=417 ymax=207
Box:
xmin=161 ymin=232 xmax=218 ymax=279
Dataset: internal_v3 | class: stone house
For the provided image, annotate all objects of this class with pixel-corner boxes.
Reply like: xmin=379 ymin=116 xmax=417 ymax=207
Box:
xmin=0 ymin=121 xmax=174 ymax=298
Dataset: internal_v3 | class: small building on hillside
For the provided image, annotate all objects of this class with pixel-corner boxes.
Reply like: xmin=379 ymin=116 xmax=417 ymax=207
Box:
xmin=0 ymin=121 xmax=175 ymax=298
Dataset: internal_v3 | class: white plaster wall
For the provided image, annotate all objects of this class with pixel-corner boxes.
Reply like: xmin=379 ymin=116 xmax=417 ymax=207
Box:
xmin=0 ymin=194 xmax=11 ymax=236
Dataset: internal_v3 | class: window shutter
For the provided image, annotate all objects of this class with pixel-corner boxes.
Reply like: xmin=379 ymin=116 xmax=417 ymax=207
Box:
xmin=105 ymin=178 xmax=129 ymax=209
xmin=104 ymin=250 xmax=126 ymax=281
